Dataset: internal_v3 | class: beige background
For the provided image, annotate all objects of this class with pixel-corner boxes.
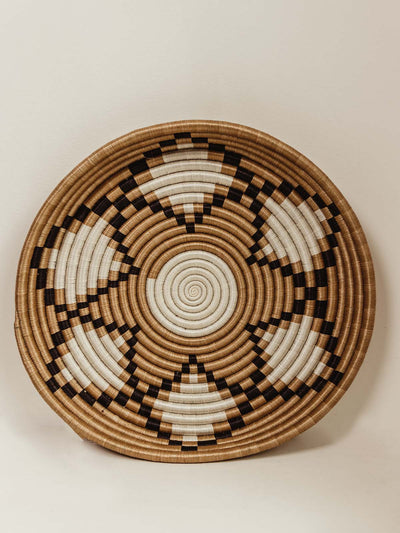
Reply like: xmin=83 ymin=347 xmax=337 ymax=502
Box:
xmin=1 ymin=1 xmax=399 ymax=532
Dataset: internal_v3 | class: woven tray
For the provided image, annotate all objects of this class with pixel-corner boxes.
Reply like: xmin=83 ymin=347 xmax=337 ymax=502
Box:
xmin=15 ymin=120 xmax=375 ymax=462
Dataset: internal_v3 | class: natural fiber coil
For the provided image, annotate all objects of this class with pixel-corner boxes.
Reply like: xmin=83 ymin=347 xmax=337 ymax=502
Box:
xmin=15 ymin=120 xmax=375 ymax=462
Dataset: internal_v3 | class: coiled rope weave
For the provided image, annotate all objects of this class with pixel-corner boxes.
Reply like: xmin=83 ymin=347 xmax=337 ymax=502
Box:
xmin=15 ymin=121 xmax=375 ymax=462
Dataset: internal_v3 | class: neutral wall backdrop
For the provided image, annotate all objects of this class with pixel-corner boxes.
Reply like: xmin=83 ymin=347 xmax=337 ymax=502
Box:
xmin=1 ymin=1 xmax=399 ymax=532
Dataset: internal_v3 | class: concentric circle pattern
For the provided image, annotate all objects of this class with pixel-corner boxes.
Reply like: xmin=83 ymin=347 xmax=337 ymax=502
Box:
xmin=15 ymin=120 xmax=375 ymax=462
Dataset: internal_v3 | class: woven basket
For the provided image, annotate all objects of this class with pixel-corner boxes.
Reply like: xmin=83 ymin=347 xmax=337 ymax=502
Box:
xmin=15 ymin=120 xmax=375 ymax=462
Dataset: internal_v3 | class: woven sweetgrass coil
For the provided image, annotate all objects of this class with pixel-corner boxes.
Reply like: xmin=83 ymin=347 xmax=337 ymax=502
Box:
xmin=15 ymin=120 xmax=375 ymax=462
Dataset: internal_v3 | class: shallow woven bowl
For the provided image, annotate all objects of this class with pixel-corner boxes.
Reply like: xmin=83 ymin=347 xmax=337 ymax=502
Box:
xmin=15 ymin=120 xmax=375 ymax=462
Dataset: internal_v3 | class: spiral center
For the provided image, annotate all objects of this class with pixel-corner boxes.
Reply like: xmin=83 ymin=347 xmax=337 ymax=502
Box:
xmin=146 ymin=250 xmax=238 ymax=337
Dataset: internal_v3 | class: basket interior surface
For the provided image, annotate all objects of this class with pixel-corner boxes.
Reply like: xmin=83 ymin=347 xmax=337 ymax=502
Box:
xmin=15 ymin=120 xmax=375 ymax=462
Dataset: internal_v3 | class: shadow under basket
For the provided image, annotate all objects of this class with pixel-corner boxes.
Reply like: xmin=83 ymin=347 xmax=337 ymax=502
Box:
xmin=15 ymin=120 xmax=375 ymax=462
